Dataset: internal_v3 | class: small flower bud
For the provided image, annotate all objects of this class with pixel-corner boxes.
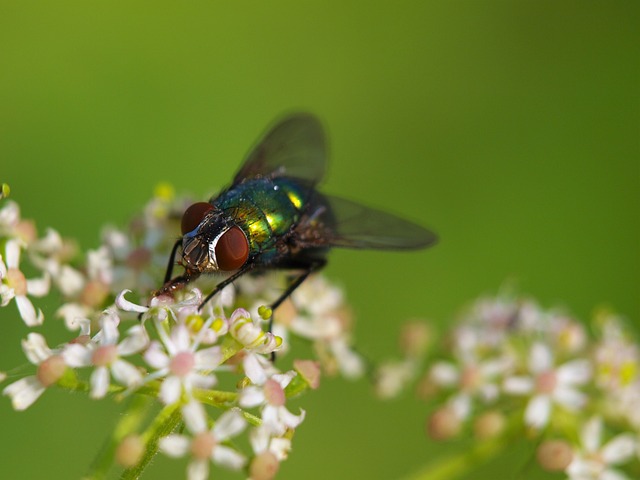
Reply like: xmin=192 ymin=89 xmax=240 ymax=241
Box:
xmin=80 ymin=280 xmax=110 ymax=308
xmin=249 ymin=451 xmax=280 ymax=480
xmin=16 ymin=220 xmax=37 ymax=243
xmin=294 ymin=359 xmax=321 ymax=390
xmin=399 ymin=321 xmax=431 ymax=357
xmin=191 ymin=432 xmax=216 ymax=460
xmin=536 ymin=439 xmax=573 ymax=471
xmin=264 ymin=379 xmax=286 ymax=407
xmin=258 ymin=305 xmax=272 ymax=320
xmin=115 ymin=435 xmax=144 ymax=468
xmin=36 ymin=355 xmax=66 ymax=387
xmin=473 ymin=411 xmax=505 ymax=440
xmin=426 ymin=407 xmax=461 ymax=441
xmin=1 ymin=183 xmax=10 ymax=199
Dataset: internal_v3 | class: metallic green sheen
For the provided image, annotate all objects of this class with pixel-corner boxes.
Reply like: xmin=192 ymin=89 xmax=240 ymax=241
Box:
xmin=214 ymin=177 xmax=308 ymax=261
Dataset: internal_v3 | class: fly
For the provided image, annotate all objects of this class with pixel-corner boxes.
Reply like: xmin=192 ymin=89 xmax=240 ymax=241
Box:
xmin=155 ymin=113 xmax=438 ymax=321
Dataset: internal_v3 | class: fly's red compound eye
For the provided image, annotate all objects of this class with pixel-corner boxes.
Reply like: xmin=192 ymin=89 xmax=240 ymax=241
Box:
xmin=181 ymin=202 xmax=214 ymax=235
xmin=215 ymin=226 xmax=249 ymax=271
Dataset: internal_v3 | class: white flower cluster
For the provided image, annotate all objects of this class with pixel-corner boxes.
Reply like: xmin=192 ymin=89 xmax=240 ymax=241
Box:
xmin=0 ymin=185 xmax=363 ymax=480
xmin=376 ymin=295 xmax=640 ymax=479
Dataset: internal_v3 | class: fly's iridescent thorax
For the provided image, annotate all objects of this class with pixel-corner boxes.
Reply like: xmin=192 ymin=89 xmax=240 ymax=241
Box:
xmin=215 ymin=177 xmax=309 ymax=255
xmin=180 ymin=177 xmax=309 ymax=272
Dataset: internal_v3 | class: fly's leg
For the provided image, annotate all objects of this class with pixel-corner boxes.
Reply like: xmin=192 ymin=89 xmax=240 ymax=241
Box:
xmin=163 ymin=238 xmax=182 ymax=284
xmin=138 ymin=272 xmax=197 ymax=320
xmin=268 ymin=259 xmax=326 ymax=332
xmin=267 ymin=259 xmax=326 ymax=361
xmin=197 ymin=263 xmax=255 ymax=311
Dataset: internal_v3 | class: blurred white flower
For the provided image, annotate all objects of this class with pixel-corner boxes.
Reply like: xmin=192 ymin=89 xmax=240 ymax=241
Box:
xmin=63 ymin=311 xmax=148 ymax=398
xmin=160 ymin=401 xmax=247 ymax=479
xmin=143 ymin=324 xmax=221 ymax=405
xmin=3 ymin=333 xmax=67 ymax=410
xmin=566 ymin=416 xmax=636 ymax=480
xmin=0 ymin=239 xmax=49 ymax=326
xmin=503 ymin=342 xmax=591 ymax=429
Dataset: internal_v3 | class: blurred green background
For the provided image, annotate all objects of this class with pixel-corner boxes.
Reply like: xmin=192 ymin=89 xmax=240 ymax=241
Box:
xmin=1 ymin=1 xmax=638 ymax=479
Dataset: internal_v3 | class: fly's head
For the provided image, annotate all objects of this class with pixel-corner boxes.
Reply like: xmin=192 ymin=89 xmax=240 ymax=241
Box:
xmin=180 ymin=202 xmax=250 ymax=273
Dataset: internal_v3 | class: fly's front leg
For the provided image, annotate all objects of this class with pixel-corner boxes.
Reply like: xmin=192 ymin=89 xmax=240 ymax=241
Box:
xmin=137 ymin=271 xmax=197 ymax=320
xmin=198 ymin=263 xmax=255 ymax=311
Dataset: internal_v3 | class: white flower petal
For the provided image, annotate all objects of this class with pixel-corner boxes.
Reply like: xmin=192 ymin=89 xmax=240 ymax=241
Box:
xmin=449 ymin=393 xmax=471 ymax=420
xmin=503 ymin=376 xmax=534 ymax=395
xmin=261 ymin=405 xmax=280 ymax=432
xmin=56 ymin=303 xmax=90 ymax=331
xmin=524 ymin=395 xmax=551 ymax=429
xmin=159 ymin=434 xmax=190 ymax=457
xmin=100 ymin=315 xmax=120 ymax=345
xmin=160 ymin=375 xmax=182 ymax=405
xmin=190 ymin=373 xmax=216 ymax=390
xmin=16 ymin=295 xmax=43 ymax=326
xmin=118 ymin=326 xmax=149 ymax=356
xmin=5 ymin=239 xmax=21 ymax=269
xmin=243 ymin=354 xmax=269 ymax=386
xmin=581 ymin=416 xmax=602 ymax=453
xmin=111 ymin=360 xmax=142 ymax=387
xmin=529 ymin=342 xmax=553 ymax=373
xmin=430 ymin=362 xmax=459 ymax=386
xmin=331 ymin=339 xmax=365 ymax=378
xmin=116 ymin=290 xmax=148 ymax=313
xmin=22 ymin=333 xmax=52 ymax=365
xmin=26 ymin=273 xmax=51 ymax=297
xmin=3 ymin=376 xmax=45 ymax=411
xmin=182 ymin=400 xmax=208 ymax=434
xmin=238 ymin=386 xmax=265 ymax=408
xmin=566 ymin=456 xmax=597 ymax=477
xmin=601 ymin=434 xmax=637 ymax=465
xmin=0 ymin=201 xmax=20 ymax=229
xmin=63 ymin=344 xmax=92 ymax=367
xmin=557 ymin=359 xmax=592 ymax=385
xmin=212 ymin=445 xmax=246 ymax=471
xmin=144 ymin=341 xmax=169 ymax=369
xmin=278 ymin=406 xmax=305 ymax=430
xmin=272 ymin=371 xmax=296 ymax=390
xmin=90 ymin=366 xmax=110 ymax=399
xmin=172 ymin=325 xmax=191 ymax=352
xmin=213 ymin=410 xmax=246 ymax=441
xmin=55 ymin=265 xmax=84 ymax=297
xmin=249 ymin=425 xmax=270 ymax=454
xmin=0 ymin=283 xmax=15 ymax=306
xmin=553 ymin=386 xmax=587 ymax=410
xmin=270 ymin=437 xmax=291 ymax=461
xmin=187 ymin=459 xmax=209 ymax=480
xmin=194 ymin=346 xmax=221 ymax=369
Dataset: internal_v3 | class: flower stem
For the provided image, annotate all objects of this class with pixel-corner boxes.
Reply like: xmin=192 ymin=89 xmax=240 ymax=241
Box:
xmin=120 ymin=401 xmax=183 ymax=480
xmin=85 ymin=394 xmax=153 ymax=479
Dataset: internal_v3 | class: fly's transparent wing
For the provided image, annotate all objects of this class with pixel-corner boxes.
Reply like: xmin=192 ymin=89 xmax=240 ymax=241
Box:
xmin=297 ymin=194 xmax=438 ymax=251
xmin=234 ymin=113 xmax=327 ymax=185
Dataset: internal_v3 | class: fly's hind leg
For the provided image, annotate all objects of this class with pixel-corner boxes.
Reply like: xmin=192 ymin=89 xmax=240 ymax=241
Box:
xmin=266 ymin=258 xmax=327 ymax=360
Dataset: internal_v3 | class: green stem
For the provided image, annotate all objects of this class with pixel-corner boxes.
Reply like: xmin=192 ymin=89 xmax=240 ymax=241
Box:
xmin=85 ymin=395 xmax=153 ymax=480
xmin=120 ymin=402 xmax=183 ymax=480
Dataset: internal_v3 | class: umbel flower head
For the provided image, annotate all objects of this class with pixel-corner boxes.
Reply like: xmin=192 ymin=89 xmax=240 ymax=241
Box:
xmin=375 ymin=293 xmax=640 ymax=479
xmin=0 ymin=184 xmax=365 ymax=479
